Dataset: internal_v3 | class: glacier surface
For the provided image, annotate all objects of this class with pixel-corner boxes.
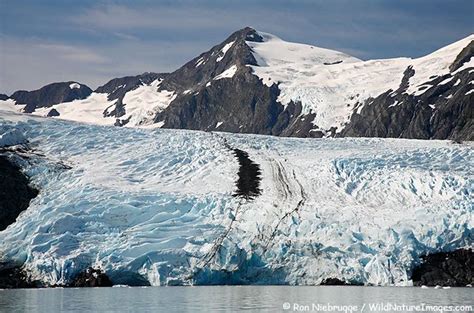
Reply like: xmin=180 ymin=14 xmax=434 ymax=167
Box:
xmin=0 ymin=110 xmax=472 ymax=286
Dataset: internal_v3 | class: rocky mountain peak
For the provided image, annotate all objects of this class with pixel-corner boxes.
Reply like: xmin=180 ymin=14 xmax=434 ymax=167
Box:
xmin=10 ymin=82 xmax=92 ymax=113
xmin=226 ymin=26 xmax=264 ymax=43
xmin=2 ymin=29 xmax=472 ymax=141
xmin=160 ymin=27 xmax=260 ymax=92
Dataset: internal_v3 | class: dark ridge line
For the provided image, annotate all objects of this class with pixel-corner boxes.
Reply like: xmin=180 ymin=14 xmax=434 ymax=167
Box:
xmin=232 ymin=148 xmax=262 ymax=199
xmin=210 ymin=132 xmax=262 ymax=200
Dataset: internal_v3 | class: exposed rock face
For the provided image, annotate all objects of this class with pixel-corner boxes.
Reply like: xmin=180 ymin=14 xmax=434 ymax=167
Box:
xmin=0 ymin=94 xmax=8 ymax=101
xmin=70 ymin=267 xmax=113 ymax=287
xmin=0 ymin=154 xmax=39 ymax=231
xmin=412 ymin=249 xmax=474 ymax=287
xmin=156 ymin=69 xmax=286 ymax=135
xmin=0 ymin=265 xmax=40 ymax=289
xmin=10 ymin=82 xmax=92 ymax=113
xmin=46 ymin=108 xmax=60 ymax=117
xmin=153 ymin=28 xmax=314 ymax=136
xmin=95 ymin=72 xmax=165 ymax=118
xmin=450 ymin=41 xmax=474 ymax=72
xmin=341 ymin=66 xmax=474 ymax=141
xmin=320 ymin=278 xmax=349 ymax=285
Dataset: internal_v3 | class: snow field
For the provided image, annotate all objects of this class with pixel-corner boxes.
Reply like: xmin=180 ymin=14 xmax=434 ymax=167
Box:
xmin=0 ymin=111 xmax=471 ymax=286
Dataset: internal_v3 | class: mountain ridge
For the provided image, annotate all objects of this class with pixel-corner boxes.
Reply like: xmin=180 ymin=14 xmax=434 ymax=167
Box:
xmin=1 ymin=27 xmax=473 ymax=140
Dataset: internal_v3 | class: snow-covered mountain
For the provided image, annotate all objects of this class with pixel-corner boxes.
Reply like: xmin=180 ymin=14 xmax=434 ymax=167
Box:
xmin=1 ymin=27 xmax=473 ymax=140
xmin=8 ymin=82 xmax=92 ymax=114
xmin=0 ymin=109 xmax=472 ymax=286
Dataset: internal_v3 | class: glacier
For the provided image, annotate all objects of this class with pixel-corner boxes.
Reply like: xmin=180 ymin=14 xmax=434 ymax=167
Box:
xmin=0 ymin=110 xmax=472 ymax=286
xmin=247 ymin=31 xmax=474 ymax=133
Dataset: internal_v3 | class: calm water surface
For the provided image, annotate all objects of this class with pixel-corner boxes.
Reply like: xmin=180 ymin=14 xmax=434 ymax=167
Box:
xmin=0 ymin=286 xmax=472 ymax=312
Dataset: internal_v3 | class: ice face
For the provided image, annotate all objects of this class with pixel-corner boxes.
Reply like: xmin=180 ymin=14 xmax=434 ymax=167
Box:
xmin=0 ymin=111 xmax=472 ymax=286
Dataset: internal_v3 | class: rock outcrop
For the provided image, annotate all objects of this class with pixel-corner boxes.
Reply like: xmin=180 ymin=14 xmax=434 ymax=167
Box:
xmin=10 ymin=82 xmax=92 ymax=113
xmin=0 ymin=265 xmax=40 ymax=289
xmin=70 ymin=267 xmax=113 ymax=287
xmin=412 ymin=249 xmax=474 ymax=287
xmin=341 ymin=64 xmax=474 ymax=141
xmin=0 ymin=154 xmax=38 ymax=231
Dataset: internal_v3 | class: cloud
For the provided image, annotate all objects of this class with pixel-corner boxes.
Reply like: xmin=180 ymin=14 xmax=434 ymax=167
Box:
xmin=1 ymin=0 xmax=472 ymax=93
xmin=0 ymin=35 xmax=210 ymax=94
xmin=113 ymin=32 xmax=139 ymax=41
xmin=68 ymin=1 xmax=473 ymax=59
xmin=0 ymin=37 xmax=108 ymax=94
xmin=35 ymin=43 xmax=107 ymax=63
xmin=71 ymin=3 xmax=235 ymax=32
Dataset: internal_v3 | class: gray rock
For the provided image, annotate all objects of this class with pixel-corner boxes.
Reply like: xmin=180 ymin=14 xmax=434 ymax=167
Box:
xmin=10 ymin=82 xmax=92 ymax=113
xmin=0 ymin=265 xmax=40 ymax=289
xmin=0 ymin=154 xmax=38 ymax=231
xmin=412 ymin=249 xmax=474 ymax=287
xmin=341 ymin=66 xmax=473 ymax=141
xmin=450 ymin=40 xmax=474 ymax=72
xmin=46 ymin=108 xmax=60 ymax=117
xmin=69 ymin=267 xmax=113 ymax=287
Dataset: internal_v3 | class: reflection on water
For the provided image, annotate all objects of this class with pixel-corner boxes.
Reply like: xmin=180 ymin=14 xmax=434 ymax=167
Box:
xmin=0 ymin=286 xmax=472 ymax=312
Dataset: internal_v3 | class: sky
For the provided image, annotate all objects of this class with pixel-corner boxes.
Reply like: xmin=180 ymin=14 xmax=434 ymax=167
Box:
xmin=1 ymin=0 xmax=473 ymax=94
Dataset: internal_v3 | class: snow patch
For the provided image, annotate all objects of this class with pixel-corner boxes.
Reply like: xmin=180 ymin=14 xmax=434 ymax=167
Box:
xmin=438 ymin=76 xmax=453 ymax=85
xmin=32 ymin=93 xmax=118 ymax=125
xmin=388 ymin=100 xmax=399 ymax=108
xmin=214 ymin=65 xmax=238 ymax=80
xmin=154 ymin=121 xmax=165 ymax=128
xmin=112 ymin=84 xmax=126 ymax=94
xmin=69 ymin=83 xmax=81 ymax=89
xmin=122 ymin=79 xmax=176 ymax=127
xmin=195 ymin=57 xmax=205 ymax=67
xmin=216 ymin=41 xmax=235 ymax=62
xmin=0 ymin=99 xmax=24 ymax=113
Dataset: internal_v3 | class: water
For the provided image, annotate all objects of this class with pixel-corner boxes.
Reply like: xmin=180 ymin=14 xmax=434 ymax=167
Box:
xmin=0 ymin=286 xmax=472 ymax=312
